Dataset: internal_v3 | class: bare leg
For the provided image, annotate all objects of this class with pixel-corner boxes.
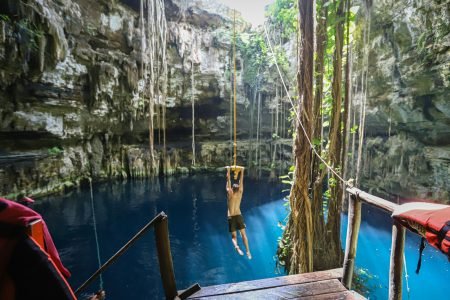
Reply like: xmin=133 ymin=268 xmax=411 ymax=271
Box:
xmin=231 ymin=231 xmax=243 ymax=255
xmin=239 ymin=229 xmax=251 ymax=259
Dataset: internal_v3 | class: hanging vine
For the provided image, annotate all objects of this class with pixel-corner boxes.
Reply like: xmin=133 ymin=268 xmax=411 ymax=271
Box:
xmin=355 ymin=2 xmax=371 ymax=186
xmin=139 ymin=0 xmax=168 ymax=175
xmin=191 ymin=59 xmax=196 ymax=166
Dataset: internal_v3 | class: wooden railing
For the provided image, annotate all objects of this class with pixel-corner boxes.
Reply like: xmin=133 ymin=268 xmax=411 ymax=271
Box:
xmin=342 ymin=187 xmax=404 ymax=300
xmin=74 ymin=212 xmax=200 ymax=300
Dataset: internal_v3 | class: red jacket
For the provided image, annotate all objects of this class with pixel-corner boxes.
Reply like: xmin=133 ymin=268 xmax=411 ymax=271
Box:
xmin=0 ymin=198 xmax=75 ymax=300
xmin=392 ymin=202 xmax=450 ymax=258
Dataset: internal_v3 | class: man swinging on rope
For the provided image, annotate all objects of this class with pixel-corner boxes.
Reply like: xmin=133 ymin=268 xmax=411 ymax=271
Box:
xmin=226 ymin=166 xmax=251 ymax=259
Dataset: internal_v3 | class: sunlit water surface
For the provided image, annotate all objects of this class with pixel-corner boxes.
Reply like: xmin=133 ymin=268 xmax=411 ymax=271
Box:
xmin=35 ymin=174 xmax=449 ymax=299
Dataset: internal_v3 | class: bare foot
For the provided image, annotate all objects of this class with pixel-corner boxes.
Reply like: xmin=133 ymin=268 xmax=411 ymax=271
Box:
xmin=235 ymin=247 xmax=244 ymax=255
xmin=247 ymin=252 xmax=252 ymax=259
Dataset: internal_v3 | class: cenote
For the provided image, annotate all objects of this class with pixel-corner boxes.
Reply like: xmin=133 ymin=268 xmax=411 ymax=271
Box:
xmin=2 ymin=0 xmax=450 ymax=299
xmin=35 ymin=174 xmax=449 ymax=300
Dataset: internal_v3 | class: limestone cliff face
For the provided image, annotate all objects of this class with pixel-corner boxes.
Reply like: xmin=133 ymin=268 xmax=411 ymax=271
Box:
xmin=353 ymin=0 xmax=450 ymax=201
xmin=0 ymin=0 xmax=289 ymax=198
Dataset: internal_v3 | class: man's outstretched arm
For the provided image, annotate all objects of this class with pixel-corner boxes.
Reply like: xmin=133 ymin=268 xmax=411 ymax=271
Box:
xmin=226 ymin=167 xmax=231 ymax=193
xmin=239 ymin=166 xmax=244 ymax=193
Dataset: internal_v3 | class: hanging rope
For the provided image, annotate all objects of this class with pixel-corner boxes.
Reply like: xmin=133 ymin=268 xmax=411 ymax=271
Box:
xmin=355 ymin=8 xmax=371 ymax=187
xmin=232 ymin=10 xmax=237 ymax=167
xmin=191 ymin=59 xmax=196 ymax=166
xmin=89 ymin=178 xmax=103 ymax=290
xmin=263 ymin=25 xmax=349 ymax=186
xmin=229 ymin=56 xmax=233 ymax=164
xmin=403 ymin=253 xmax=411 ymax=300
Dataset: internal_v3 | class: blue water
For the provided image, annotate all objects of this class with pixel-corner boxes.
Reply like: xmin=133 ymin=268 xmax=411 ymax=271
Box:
xmin=35 ymin=174 xmax=287 ymax=299
xmin=34 ymin=174 xmax=449 ymax=299
xmin=341 ymin=205 xmax=450 ymax=299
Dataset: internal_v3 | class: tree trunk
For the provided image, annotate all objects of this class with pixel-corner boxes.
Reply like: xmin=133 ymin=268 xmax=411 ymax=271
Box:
xmin=341 ymin=0 xmax=352 ymax=193
xmin=311 ymin=0 xmax=328 ymax=270
xmin=326 ymin=0 xmax=345 ymax=269
xmin=282 ymin=0 xmax=315 ymax=274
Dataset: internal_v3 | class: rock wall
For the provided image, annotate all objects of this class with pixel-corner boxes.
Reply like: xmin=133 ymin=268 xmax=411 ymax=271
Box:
xmin=0 ymin=0 xmax=291 ymax=198
xmin=353 ymin=0 xmax=450 ymax=202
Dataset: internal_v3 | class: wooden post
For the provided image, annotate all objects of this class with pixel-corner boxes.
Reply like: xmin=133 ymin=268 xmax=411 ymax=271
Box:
xmin=389 ymin=220 xmax=405 ymax=300
xmin=342 ymin=194 xmax=362 ymax=289
xmin=155 ymin=212 xmax=178 ymax=299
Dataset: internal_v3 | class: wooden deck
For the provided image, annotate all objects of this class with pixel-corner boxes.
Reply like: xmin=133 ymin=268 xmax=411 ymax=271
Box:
xmin=186 ymin=268 xmax=365 ymax=299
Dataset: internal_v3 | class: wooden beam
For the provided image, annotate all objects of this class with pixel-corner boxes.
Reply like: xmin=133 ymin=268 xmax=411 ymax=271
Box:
xmin=346 ymin=187 xmax=398 ymax=213
xmin=342 ymin=194 xmax=362 ymax=289
xmin=155 ymin=213 xmax=178 ymax=300
xmin=389 ymin=220 xmax=405 ymax=300
xmin=75 ymin=212 xmax=165 ymax=295
xmin=177 ymin=283 xmax=201 ymax=300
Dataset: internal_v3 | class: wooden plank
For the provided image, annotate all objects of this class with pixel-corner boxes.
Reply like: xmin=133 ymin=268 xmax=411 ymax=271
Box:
xmin=389 ymin=220 xmax=405 ymax=300
xmin=188 ymin=269 xmax=342 ymax=298
xmin=342 ymin=194 xmax=362 ymax=289
xmin=191 ymin=279 xmax=346 ymax=299
xmin=300 ymin=290 xmax=365 ymax=299
xmin=346 ymin=187 xmax=398 ymax=213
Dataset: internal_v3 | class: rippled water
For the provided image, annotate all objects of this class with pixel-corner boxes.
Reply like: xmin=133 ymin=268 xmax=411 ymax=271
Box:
xmin=35 ymin=174 xmax=449 ymax=299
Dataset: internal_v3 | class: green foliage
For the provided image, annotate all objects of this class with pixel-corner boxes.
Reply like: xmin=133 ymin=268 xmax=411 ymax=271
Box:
xmin=0 ymin=14 xmax=10 ymax=22
xmin=238 ymin=0 xmax=298 ymax=91
xmin=312 ymin=138 xmax=322 ymax=147
xmin=48 ymin=147 xmax=63 ymax=156
xmin=279 ymin=172 xmax=294 ymax=215
xmin=266 ymin=0 xmax=298 ymax=38
xmin=238 ymin=31 xmax=268 ymax=88
xmin=269 ymin=45 xmax=290 ymax=75
xmin=319 ymin=162 xmax=326 ymax=170
xmin=85 ymin=23 xmax=97 ymax=36
xmin=352 ymin=267 xmax=382 ymax=297
xmin=277 ymin=232 xmax=290 ymax=265
xmin=279 ymin=169 xmax=294 ymax=190
xmin=4 ymin=193 xmax=19 ymax=200
xmin=17 ymin=19 xmax=44 ymax=52
xmin=328 ymin=176 xmax=337 ymax=188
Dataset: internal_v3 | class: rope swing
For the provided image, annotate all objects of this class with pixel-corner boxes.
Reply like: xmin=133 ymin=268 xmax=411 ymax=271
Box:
xmin=229 ymin=10 xmax=242 ymax=180
xmin=233 ymin=11 xmax=237 ymax=168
